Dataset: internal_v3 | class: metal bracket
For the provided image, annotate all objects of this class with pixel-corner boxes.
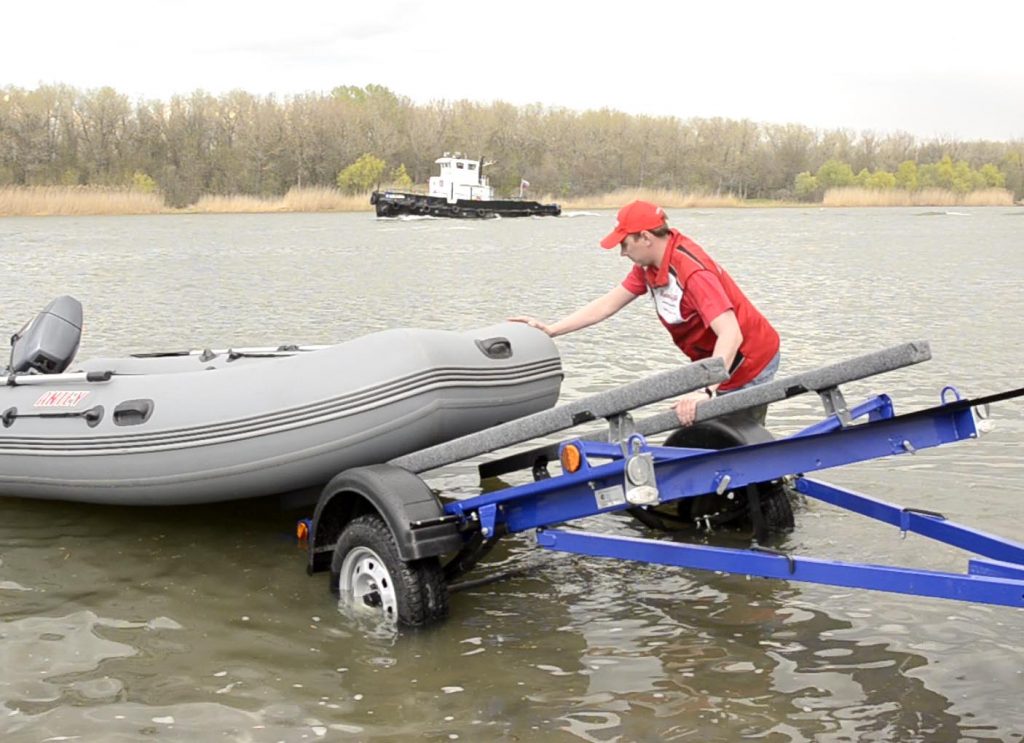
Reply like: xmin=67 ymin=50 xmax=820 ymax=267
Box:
xmin=607 ymin=412 xmax=636 ymax=447
xmin=478 ymin=503 xmax=498 ymax=538
xmin=531 ymin=457 xmax=551 ymax=481
xmin=818 ymin=386 xmax=852 ymax=427
xmin=750 ymin=545 xmax=797 ymax=574
xmin=899 ymin=507 xmax=946 ymax=539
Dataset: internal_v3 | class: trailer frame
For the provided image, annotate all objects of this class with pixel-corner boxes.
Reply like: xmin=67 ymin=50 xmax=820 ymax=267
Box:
xmin=303 ymin=341 xmax=1024 ymax=625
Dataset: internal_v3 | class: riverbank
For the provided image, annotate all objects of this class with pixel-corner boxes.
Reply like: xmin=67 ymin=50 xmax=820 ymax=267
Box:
xmin=0 ymin=184 xmax=1017 ymax=217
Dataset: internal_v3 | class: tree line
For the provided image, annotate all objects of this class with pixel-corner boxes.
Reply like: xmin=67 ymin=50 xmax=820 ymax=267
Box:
xmin=794 ymin=156 xmax=1008 ymax=201
xmin=1 ymin=83 xmax=1021 ymax=206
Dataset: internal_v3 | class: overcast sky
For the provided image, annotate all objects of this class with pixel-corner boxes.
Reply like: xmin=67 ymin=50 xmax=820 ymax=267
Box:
xmin=4 ymin=0 xmax=1022 ymax=141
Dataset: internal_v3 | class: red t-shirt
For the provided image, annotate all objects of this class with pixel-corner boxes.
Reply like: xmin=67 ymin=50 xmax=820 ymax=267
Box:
xmin=622 ymin=230 xmax=779 ymax=390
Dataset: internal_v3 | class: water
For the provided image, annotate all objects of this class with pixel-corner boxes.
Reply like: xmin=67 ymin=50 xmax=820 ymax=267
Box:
xmin=1 ymin=207 xmax=1023 ymax=741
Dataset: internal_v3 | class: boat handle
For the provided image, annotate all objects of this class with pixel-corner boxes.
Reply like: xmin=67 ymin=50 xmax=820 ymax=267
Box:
xmin=113 ymin=399 xmax=154 ymax=426
xmin=2 ymin=405 xmax=104 ymax=428
xmin=475 ymin=337 xmax=512 ymax=359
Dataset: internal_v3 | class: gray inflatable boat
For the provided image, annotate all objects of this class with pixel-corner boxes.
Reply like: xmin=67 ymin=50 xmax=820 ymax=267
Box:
xmin=0 ymin=297 xmax=562 ymax=505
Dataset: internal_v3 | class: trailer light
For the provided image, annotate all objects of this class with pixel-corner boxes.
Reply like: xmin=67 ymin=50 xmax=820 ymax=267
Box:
xmin=627 ymin=455 xmax=650 ymax=485
xmin=560 ymin=444 xmax=582 ymax=473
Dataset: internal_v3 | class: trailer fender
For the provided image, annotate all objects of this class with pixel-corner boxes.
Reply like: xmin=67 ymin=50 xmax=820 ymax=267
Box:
xmin=663 ymin=413 xmax=775 ymax=449
xmin=306 ymin=464 xmax=461 ymax=574
xmin=656 ymin=413 xmax=795 ymax=533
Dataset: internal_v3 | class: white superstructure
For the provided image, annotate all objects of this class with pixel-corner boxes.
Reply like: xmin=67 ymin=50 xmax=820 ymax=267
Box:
xmin=428 ymin=154 xmax=494 ymax=203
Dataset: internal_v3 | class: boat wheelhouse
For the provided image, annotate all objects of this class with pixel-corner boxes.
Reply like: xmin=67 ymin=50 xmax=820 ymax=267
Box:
xmin=429 ymin=154 xmax=493 ymax=202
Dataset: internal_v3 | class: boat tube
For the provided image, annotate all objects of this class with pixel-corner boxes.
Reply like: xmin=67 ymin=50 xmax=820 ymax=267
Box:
xmin=0 ymin=297 xmax=563 ymax=505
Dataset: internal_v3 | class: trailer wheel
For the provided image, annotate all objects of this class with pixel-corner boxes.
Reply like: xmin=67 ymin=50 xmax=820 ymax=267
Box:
xmin=633 ymin=417 xmax=795 ymax=536
xmin=756 ymin=480 xmax=795 ymax=534
xmin=331 ymin=514 xmax=448 ymax=627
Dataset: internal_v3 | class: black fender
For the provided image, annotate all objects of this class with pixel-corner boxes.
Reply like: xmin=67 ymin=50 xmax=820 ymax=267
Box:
xmin=658 ymin=412 xmax=794 ymax=532
xmin=663 ymin=412 xmax=774 ymax=449
xmin=306 ymin=464 xmax=461 ymax=574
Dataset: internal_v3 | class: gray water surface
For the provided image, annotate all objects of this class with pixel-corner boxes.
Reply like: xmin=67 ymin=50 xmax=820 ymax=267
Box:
xmin=1 ymin=207 xmax=1022 ymax=741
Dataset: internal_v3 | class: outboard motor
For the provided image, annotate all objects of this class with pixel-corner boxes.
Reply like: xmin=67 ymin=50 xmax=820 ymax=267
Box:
xmin=8 ymin=295 xmax=83 ymax=374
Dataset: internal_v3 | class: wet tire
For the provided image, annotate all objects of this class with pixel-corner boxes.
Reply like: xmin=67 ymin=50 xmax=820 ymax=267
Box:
xmin=635 ymin=415 xmax=795 ymax=535
xmin=330 ymin=514 xmax=448 ymax=627
xmin=749 ymin=479 xmax=796 ymax=534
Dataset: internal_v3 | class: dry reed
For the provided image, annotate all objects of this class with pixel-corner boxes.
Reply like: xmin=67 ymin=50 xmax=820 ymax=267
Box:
xmin=190 ymin=187 xmax=371 ymax=213
xmin=0 ymin=186 xmax=165 ymax=216
xmin=0 ymin=185 xmax=376 ymax=216
xmin=189 ymin=193 xmax=279 ymax=213
xmin=2 ymin=184 xmax=1016 ymax=217
xmin=559 ymin=188 xmax=744 ymax=210
xmin=281 ymin=187 xmax=368 ymax=212
xmin=823 ymin=187 xmax=1014 ymax=207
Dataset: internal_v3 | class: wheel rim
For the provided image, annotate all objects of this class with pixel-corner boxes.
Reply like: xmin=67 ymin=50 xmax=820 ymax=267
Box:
xmin=338 ymin=546 xmax=398 ymax=621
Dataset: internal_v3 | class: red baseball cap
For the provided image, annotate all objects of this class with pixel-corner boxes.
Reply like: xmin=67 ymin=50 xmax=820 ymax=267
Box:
xmin=599 ymin=200 xmax=667 ymax=249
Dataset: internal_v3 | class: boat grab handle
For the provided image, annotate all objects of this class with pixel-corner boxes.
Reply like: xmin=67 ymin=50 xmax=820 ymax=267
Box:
xmin=2 ymin=405 xmax=104 ymax=428
xmin=113 ymin=399 xmax=154 ymax=426
xmin=475 ymin=337 xmax=512 ymax=359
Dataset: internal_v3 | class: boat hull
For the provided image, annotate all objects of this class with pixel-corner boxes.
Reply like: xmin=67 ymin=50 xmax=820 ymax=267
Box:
xmin=371 ymin=190 xmax=560 ymax=219
xmin=0 ymin=323 xmax=562 ymax=505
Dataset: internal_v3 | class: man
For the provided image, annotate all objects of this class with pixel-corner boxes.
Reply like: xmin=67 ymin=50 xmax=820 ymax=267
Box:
xmin=511 ymin=200 xmax=780 ymax=426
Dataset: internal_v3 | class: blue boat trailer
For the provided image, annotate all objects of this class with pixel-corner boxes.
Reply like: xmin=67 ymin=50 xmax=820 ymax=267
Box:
xmin=304 ymin=340 xmax=1024 ymax=627
xmin=450 ymin=388 xmax=1024 ymax=610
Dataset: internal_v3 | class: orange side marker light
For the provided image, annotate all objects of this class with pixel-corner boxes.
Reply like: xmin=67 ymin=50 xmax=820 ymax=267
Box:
xmin=560 ymin=443 xmax=582 ymax=474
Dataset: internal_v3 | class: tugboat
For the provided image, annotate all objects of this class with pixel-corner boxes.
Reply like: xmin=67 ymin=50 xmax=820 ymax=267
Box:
xmin=370 ymin=154 xmax=560 ymax=219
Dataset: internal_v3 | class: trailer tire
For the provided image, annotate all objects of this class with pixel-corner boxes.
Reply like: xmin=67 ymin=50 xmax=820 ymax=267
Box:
xmin=757 ymin=480 xmax=795 ymax=533
xmin=331 ymin=514 xmax=449 ymax=627
xmin=633 ymin=415 xmax=795 ymax=535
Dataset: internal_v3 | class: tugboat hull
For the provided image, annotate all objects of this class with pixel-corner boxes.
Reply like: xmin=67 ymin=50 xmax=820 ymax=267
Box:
xmin=371 ymin=191 xmax=560 ymax=219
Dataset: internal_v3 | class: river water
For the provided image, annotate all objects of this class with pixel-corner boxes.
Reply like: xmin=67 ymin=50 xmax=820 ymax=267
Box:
xmin=1 ymin=207 xmax=1022 ymax=741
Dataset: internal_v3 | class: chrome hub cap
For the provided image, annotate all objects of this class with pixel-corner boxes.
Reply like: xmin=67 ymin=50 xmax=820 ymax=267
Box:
xmin=338 ymin=546 xmax=398 ymax=622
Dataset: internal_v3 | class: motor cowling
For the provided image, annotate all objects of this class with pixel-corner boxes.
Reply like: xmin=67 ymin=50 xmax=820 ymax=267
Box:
xmin=9 ymin=295 xmax=83 ymax=374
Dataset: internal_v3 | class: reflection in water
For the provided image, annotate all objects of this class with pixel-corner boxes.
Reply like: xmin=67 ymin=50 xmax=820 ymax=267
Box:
xmin=1 ymin=209 xmax=1023 ymax=740
xmin=458 ymin=530 xmax=995 ymax=741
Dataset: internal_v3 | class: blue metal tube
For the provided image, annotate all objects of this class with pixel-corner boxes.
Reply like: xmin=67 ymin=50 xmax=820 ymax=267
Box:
xmin=797 ymin=477 xmax=1024 ymax=565
xmin=535 ymin=529 xmax=1024 ymax=609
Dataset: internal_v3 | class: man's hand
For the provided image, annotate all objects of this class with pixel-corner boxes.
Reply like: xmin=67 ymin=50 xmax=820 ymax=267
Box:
xmin=508 ymin=316 xmax=553 ymax=336
xmin=673 ymin=390 xmax=710 ymax=427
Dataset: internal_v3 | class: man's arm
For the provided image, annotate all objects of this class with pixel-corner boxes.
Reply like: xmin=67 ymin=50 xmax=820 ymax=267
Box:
xmin=706 ymin=309 xmax=743 ymax=392
xmin=673 ymin=309 xmax=743 ymax=426
xmin=510 ymin=285 xmax=639 ymax=337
